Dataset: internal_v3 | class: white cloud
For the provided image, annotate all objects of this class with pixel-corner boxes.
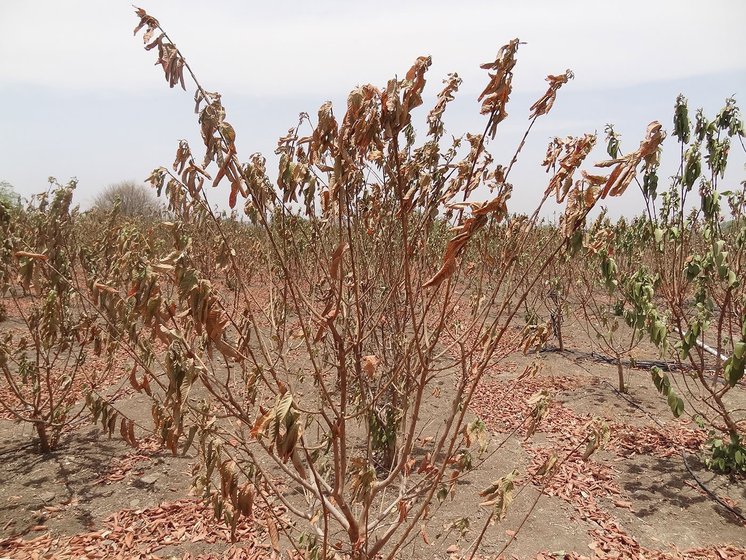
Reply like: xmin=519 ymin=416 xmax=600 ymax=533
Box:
xmin=1 ymin=0 xmax=744 ymax=97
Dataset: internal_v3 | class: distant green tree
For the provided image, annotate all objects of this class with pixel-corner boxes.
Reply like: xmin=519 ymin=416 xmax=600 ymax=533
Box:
xmin=0 ymin=181 xmax=21 ymax=208
xmin=92 ymin=180 xmax=163 ymax=218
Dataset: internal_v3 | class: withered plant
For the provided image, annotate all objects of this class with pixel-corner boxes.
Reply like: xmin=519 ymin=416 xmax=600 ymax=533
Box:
xmin=0 ymin=179 xmax=117 ymax=452
xmin=85 ymin=8 xmax=630 ymax=557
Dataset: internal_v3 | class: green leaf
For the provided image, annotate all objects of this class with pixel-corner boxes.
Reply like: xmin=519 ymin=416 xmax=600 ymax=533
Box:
xmin=666 ymin=391 xmax=684 ymax=418
xmin=651 ymin=366 xmax=671 ymax=395
xmin=735 ymin=341 xmax=746 ymax=360
xmin=724 ymin=356 xmax=744 ymax=387
xmin=684 ymin=258 xmax=701 ymax=280
xmin=673 ymin=95 xmax=690 ymax=144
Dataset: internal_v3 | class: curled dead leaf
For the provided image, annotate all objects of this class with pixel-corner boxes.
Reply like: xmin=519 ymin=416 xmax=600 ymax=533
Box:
xmin=362 ymin=355 xmax=379 ymax=379
xmin=14 ymin=251 xmax=48 ymax=261
xmin=330 ymin=242 xmax=348 ymax=280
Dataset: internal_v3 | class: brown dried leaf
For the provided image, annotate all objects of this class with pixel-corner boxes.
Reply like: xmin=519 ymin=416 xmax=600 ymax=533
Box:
xmin=133 ymin=7 xmax=160 ymax=40
xmin=398 ymin=499 xmax=409 ymax=522
xmin=596 ymin=121 xmax=666 ymax=199
xmin=529 ymin=70 xmax=573 ymax=119
xmin=142 ymin=374 xmax=152 ymax=396
xmin=544 ymin=134 xmax=597 ymax=203
xmin=250 ymin=409 xmax=272 ymax=439
xmin=93 ymin=281 xmax=119 ymax=295
xmin=402 ymin=55 xmax=432 ymax=114
xmin=362 ymin=355 xmax=379 ymax=379
xmin=309 ymin=101 xmax=338 ymax=165
xmin=127 ymin=420 xmax=137 ymax=448
xmin=119 ymin=417 xmax=129 ymax=443
xmin=14 ymin=251 xmax=48 ymax=261
xmin=237 ymin=483 xmax=254 ymax=518
xmin=423 ymin=228 xmax=471 ymax=289
xmin=428 ymin=73 xmax=462 ymax=135
xmin=267 ymin=518 xmax=280 ymax=552
xmin=478 ymin=39 xmax=521 ymax=137
xmin=329 ymin=242 xmax=348 ymax=280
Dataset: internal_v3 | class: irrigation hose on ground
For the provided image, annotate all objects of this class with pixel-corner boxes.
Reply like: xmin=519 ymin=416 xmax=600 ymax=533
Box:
xmin=560 ymin=349 xmax=745 ymax=524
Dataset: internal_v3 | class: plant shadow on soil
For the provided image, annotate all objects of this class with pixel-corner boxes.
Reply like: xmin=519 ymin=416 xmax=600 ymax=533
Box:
xmin=621 ymin=453 xmax=746 ymax=524
xmin=0 ymin=425 xmax=191 ymax=540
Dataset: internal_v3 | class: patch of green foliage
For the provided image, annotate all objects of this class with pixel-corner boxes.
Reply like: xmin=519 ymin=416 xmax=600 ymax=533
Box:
xmin=706 ymin=433 xmax=746 ymax=475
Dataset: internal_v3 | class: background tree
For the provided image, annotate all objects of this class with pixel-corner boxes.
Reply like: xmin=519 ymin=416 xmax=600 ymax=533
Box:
xmin=0 ymin=180 xmax=21 ymax=208
xmin=92 ymin=180 xmax=163 ymax=218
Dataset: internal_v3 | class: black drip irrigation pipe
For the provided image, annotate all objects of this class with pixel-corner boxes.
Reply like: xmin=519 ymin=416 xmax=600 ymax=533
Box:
xmin=679 ymin=447 xmax=745 ymax=524
xmin=563 ymin=351 xmax=746 ymax=524
xmin=540 ymin=346 xmax=685 ymax=372
xmin=601 ymin=378 xmax=745 ymax=524
xmin=588 ymin=351 xmax=684 ymax=372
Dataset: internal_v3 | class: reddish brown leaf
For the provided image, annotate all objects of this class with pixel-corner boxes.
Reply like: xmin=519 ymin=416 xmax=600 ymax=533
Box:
xmin=267 ymin=518 xmax=280 ymax=552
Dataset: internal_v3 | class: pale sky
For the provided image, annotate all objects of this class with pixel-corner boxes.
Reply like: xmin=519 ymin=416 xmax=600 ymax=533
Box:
xmin=1 ymin=0 xmax=745 ymax=217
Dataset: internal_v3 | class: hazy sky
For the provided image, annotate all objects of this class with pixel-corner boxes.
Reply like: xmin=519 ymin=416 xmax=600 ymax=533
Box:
xmin=1 ymin=0 xmax=745 ymax=217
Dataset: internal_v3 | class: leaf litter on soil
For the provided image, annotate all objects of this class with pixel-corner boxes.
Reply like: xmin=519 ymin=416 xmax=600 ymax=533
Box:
xmin=0 ymin=498 xmax=292 ymax=560
xmin=468 ymin=370 xmax=744 ymax=559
